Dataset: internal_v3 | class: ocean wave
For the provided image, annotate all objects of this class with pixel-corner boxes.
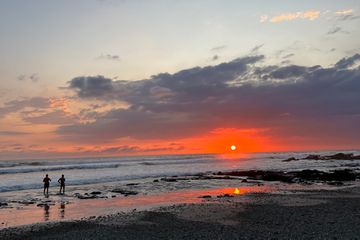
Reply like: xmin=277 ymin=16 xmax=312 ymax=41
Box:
xmin=0 ymin=163 xmax=123 ymax=175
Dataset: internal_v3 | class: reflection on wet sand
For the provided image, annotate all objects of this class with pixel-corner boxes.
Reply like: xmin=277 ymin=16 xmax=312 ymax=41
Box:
xmin=44 ymin=205 xmax=50 ymax=221
xmin=0 ymin=185 xmax=275 ymax=228
xmin=59 ymin=203 xmax=65 ymax=219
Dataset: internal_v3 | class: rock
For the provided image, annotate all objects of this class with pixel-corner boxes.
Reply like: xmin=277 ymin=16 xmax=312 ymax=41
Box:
xmin=302 ymin=152 xmax=360 ymax=160
xmin=90 ymin=191 xmax=102 ymax=195
xmin=111 ymin=189 xmax=138 ymax=196
xmin=0 ymin=202 xmax=8 ymax=206
xmin=126 ymin=183 xmax=139 ymax=186
xmin=200 ymin=195 xmax=212 ymax=199
xmin=325 ymin=153 xmax=354 ymax=160
xmin=327 ymin=181 xmax=344 ymax=186
xmin=241 ymin=179 xmax=248 ymax=183
xmin=153 ymin=179 xmax=159 ymax=182
xmin=76 ymin=195 xmax=97 ymax=199
xmin=303 ymin=154 xmax=323 ymax=160
xmin=160 ymin=178 xmax=177 ymax=182
xmin=217 ymin=194 xmax=233 ymax=198
xmin=283 ymin=157 xmax=298 ymax=162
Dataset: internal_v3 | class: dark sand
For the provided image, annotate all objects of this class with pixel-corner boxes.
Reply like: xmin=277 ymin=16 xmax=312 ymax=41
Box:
xmin=1 ymin=186 xmax=360 ymax=240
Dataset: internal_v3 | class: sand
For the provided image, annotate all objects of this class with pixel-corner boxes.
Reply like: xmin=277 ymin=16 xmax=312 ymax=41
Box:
xmin=1 ymin=186 xmax=360 ymax=240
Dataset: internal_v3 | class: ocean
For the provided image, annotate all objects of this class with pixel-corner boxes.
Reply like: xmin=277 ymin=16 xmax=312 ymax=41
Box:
xmin=1 ymin=150 xmax=359 ymax=193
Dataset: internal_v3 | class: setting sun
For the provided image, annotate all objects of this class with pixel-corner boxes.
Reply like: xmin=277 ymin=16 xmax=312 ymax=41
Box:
xmin=230 ymin=145 xmax=236 ymax=151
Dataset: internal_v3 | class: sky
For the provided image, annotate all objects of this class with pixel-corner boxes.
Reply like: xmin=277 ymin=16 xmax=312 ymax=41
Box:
xmin=0 ymin=0 xmax=360 ymax=160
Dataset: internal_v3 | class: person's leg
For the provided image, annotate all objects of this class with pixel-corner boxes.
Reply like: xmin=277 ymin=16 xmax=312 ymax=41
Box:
xmin=63 ymin=185 xmax=65 ymax=193
xmin=43 ymin=185 xmax=46 ymax=194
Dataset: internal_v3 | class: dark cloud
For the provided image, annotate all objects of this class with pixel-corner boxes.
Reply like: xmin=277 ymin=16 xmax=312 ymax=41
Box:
xmin=17 ymin=73 xmax=39 ymax=82
xmin=326 ymin=26 xmax=349 ymax=35
xmin=66 ymin=75 xmax=114 ymax=98
xmin=250 ymin=44 xmax=264 ymax=54
xmin=212 ymin=55 xmax=219 ymax=61
xmin=59 ymin=54 xmax=360 ymax=147
xmin=335 ymin=54 xmax=360 ymax=69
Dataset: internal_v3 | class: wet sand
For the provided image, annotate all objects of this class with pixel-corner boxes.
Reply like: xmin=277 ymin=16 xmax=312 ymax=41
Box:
xmin=1 ymin=185 xmax=360 ymax=239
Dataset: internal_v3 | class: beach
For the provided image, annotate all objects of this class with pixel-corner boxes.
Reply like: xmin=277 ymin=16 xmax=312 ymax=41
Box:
xmin=1 ymin=185 xmax=360 ymax=240
xmin=1 ymin=152 xmax=360 ymax=239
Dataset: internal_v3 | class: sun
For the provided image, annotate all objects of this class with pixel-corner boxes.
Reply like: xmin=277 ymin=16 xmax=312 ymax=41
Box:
xmin=230 ymin=145 xmax=236 ymax=151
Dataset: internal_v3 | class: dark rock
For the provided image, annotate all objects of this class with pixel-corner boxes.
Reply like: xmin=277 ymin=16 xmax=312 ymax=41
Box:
xmin=302 ymin=152 xmax=360 ymax=160
xmin=111 ymin=189 xmax=138 ymax=196
xmin=327 ymin=181 xmax=344 ymax=186
xmin=303 ymin=154 xmax=323 ymax=160
xmin=283 ymin=157 xmax=298 ymax=162
xmin=217 ymin=194 xmax=233 ymax=198
xmin=0 ymin=202 xmax=8 ymax=206
xmin=90 ymin=191 xmax=101 ymax=195
xmin=325 ymin=153 xmax=354 ymax=160
xmin=153 ymin=179 xmax=159 ymax=182
xmin=160 ymin=178 xmax=177 ymax=182
xmin=241 ymin=179 xmax=248 ymax=183
xmin=200 ymin=195 xmax=212 ymax=199
xmin=76 ymin=195 xmax=97 ymax=199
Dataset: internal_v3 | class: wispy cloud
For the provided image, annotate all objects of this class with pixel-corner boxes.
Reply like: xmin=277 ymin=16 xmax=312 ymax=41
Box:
xmin=335 ymin=9 xmax=353 ymax=15
xmin=97 ymin=54 xmax=120 ymax=61
xmin=17 ymin=73 xmax=39 ymax=82
xmin=327 ymin=26 xmax=349 ymax=35
xmin=269 ymin=10 xmax=321 ymax=23
xmin=211 ymin=45 xmax=226 ymax=51
xmin=260 ymin=9 xmax=358 ymax=23
xmin=250 ymin=44 xmax=264 ymax=54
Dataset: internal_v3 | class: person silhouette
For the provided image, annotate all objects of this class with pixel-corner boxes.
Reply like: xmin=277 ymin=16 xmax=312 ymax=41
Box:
xmin=58 ymin=174 xmax=65 ymax=194
xmin=43 ymin=174 xmax=51 ymax=195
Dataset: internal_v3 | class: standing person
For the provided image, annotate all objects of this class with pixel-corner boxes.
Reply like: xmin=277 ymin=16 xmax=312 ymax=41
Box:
xmin=43 ymin=174 xmax=51 ymax=195
xmin=58 ymin=174 xmax=65 ymax=194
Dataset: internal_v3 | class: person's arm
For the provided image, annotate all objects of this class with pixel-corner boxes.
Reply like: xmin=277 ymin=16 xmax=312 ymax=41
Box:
xmin=58 ymin=178 xmax=61 ymax=183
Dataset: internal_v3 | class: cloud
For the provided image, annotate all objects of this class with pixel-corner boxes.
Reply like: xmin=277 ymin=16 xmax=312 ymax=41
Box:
xmin=0 ymin=97 xmax=49 ymax=118
xmin=335 ymin=9 xmax=353 ymax=15
xmin=0 ymin=131 xmax=30 ymax=136
xmin=335 ymin=54 xmax=360 ymax=69
xmin=97 ymin=54 xmax=120 ymax=61
xmin=0 ymin=97 xmax=78 ymax=125
xmin=17 ymin=73 xmax=39 ymax=82
xmin=212 ymin=55 xmax=219 ymax=61
xmin=261 ymin=9 xmax=359 ymax=23
xmin=59 ymin=53 xmax=360 ymax=147
xmin=282 ymin=53 xmax=294 ymax=59
xmin=66 ymin=75 xmax=114 ymax=98
xmin=326 ymin=26 xmax=349 ymax=35
xmin=269 ymin=10 xmax=321 ymax=23
xmin=250 ymin=44 xmax=264 ymax=54
xmin=259 ymin=15 xmax=268 ymax=23
xmin=211 ymin=45 xmax=226 ymax=51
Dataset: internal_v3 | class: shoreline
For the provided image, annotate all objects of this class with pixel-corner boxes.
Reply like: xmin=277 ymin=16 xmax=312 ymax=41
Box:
xmin=1 ymin=167 xmax=359 ymax=229
xmin=1 ymin=185 xmax=360 ymax=239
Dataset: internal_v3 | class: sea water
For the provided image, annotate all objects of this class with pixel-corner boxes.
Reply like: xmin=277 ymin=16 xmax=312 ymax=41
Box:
xmin=1 ymin=150 xmax=359 ymax=193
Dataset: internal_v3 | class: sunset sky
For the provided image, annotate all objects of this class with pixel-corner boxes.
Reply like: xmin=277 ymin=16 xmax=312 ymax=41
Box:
xmin=0 ymin=0 xmax=360 ymax=160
